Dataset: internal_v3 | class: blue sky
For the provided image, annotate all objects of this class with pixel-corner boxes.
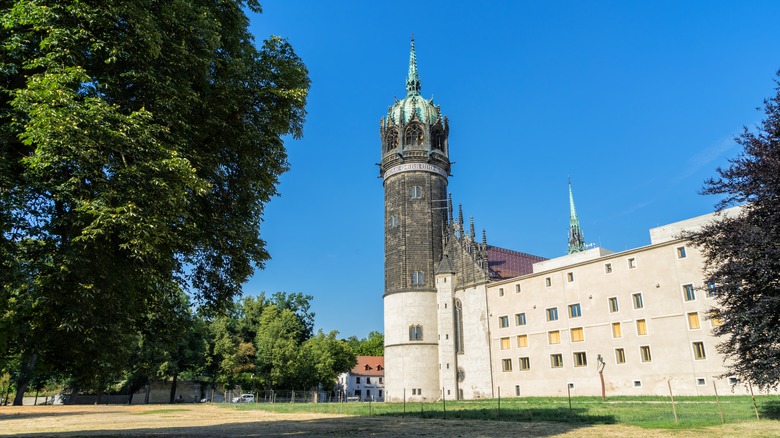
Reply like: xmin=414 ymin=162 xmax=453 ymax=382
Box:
xmin=243 ymin=1 xmax=780 ymax=339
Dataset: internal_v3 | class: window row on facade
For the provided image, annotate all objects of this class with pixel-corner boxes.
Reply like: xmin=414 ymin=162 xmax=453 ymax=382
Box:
xmin=501 ymin=342 xmax=708 ymax=371
xmin=499 ymin=283 xmax=720 ymax=329
xmin=499 ymin=316 xmax=718 ymax=350
xmin=354 ymin=377 xmax=383 ymax=384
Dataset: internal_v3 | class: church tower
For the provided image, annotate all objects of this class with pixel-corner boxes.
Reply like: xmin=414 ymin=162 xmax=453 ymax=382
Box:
xmin=380 ymin=38 xmax=451 ymax=402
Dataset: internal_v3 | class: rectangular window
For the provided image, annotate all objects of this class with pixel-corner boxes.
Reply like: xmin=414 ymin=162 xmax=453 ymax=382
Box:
xmin=548 ymin=330 xmax=561 ymax=344
xmin=573 ymin=352 xmax=587 ymax=367
xmin=605 ymin=263 xmax=613 ymax=274
xmin=693 ymin=342 xmax=706 ymax=360
xmin=612 ymin=322 xmax=622 ymax=338
xmin=515 ymin=284 xmax=521 ymax=293
xmin=412 ymin=388 xmax=416 ymax=395
xmin=567 ymin=272 xmax=574 ymax=282
xmin=546 ymin=307 xmax=559 ymax=321
xmin=687 ymin=312 xmax=700 ymax=330
xmin=615 ymin=348 xmax=626 ymax=364
xmin=683 ymin=284 xmax=696 ymax=301
xmin=356 ymin=377 xmax=361 ymax=384
xmin=636 ymin=319 xmax=647 ymax=335
xmin=609 ymin=297 xmax=619 ymax=313
xmin=568 ymin=303 xmax=582 ymax=318
xmin=498 ymin=287 xmax=504 ymax=297
xmin=411 ymin=271 xmax=424 ymax=286
xmin=697 ymin=378 xmax=706 ymax=386
xmin=410 ymin=186 xmax=422 ymax=199
xmin=519 ymin=357 xmax=530 ymax=370
xmin=550 ymin=354 xmax=563 ymax=368
xmin=706 ymin=281 xmax=717 ymax=297
xmin=709 ymin=310 xmax=723 ymax=327
xmin=640 ymin=345 xmax=652 ymax=362
xmin=502 ymin=358 xmax=513 ymax=371
xmin=379 ymin=378 xmax=383 ymax=384
xmin=628 ymin=257 xmax=636 ymax=269
xmin=571 ymin=327 xmax=584 ymax=342
xmin=498 ymin=315 xmax=509 ymax=328
xmin=367 ymin=377 xmax=371 ymax=384
xmin=545 ymin=277 xmax=552 ymax=287
xmin=500 ymin=337 xmax=510 ymax=350
xmin=409 ymin=325 xmax=423 ymax=341
xmin=632 ymin=292 xmax=644 ymax=309
xmin=677 ymin=246 xmax=687 ymax=258
xmin=515 ymin=313 xmax=527 ymax=326
xmin=516 ymin=334 xmax=528 ymax=348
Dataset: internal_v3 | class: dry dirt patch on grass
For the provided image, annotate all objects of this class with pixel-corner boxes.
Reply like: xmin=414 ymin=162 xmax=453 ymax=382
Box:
xmin=0 ymin=404 xmax=778 ymax=437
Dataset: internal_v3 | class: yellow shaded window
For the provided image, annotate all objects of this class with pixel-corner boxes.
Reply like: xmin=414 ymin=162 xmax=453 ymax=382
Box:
xmin=709 ymin=310 xmax=723 ymax=327
xmin=548 ymin=330 xmax=561 ymax=344
xmin=612 ymin=322 xmax=622 ymax=338
xmin=688 ymin=312 xmax=700 ymax=329
xmin=500 ymin=337 xmax=511 ymax=350
xmin=637 ymin=319 xmax=647 ymax=335
xmin=517 ymin=335 xmax=528 ymax=348
xmin=571 ymin=327 xmax=584 ymax=342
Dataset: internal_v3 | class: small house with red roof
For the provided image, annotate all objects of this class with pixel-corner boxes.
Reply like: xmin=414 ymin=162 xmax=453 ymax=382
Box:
xmin=336 ymin=355 xmax=384 ymax=401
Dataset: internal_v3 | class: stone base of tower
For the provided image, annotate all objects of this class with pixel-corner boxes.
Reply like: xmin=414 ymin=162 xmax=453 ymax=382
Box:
xmin=383 ymin=290 xmax=440 ymax=402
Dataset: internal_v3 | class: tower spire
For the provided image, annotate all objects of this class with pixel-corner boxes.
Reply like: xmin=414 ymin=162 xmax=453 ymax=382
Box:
xmin=406 ymin=35 xmax=421 ymax=95
xmin=568 ymin=178 xmax=586 ymax=254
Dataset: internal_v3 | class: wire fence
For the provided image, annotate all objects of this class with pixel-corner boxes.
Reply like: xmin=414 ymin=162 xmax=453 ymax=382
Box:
xmin=236 ymin=383 xmax=780 ymax=429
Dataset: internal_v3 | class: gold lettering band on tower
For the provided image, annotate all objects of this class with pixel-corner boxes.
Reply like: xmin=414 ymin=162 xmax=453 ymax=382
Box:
xmin=383 ymin=163 xmax=447 ymax=180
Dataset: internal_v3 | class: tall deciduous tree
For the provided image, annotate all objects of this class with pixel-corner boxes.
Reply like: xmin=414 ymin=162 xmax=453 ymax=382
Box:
xmin=687 ymin=72 xmax=780 ymax=389
xmin=0 ymin=0 xmax=308 ymax=404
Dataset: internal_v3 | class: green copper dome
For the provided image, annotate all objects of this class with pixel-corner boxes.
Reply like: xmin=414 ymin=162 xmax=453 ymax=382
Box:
xmin=388 ymin=94 xmax=440 ymax=125
xmin=386 ymin=37 xmax=441 ymax=126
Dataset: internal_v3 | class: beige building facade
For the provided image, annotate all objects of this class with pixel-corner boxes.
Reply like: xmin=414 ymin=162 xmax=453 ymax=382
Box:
xmin=486 ymin=210 xmax=743 ymax=397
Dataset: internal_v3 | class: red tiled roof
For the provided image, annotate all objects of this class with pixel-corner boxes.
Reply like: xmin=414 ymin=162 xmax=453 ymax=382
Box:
xmin=350 ymin=356 xmax=384 ymax=376
xmin=487 ymin=245 xmax=547 ymax=279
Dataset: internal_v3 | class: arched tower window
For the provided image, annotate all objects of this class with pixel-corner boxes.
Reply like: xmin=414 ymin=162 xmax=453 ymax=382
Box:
xmin=431 ymin=128 xmax=445 ymax=151
xmin=405 ymin=123 xmax=424 ymax=146
xmin=385 ymin=128 xmax=398 ymax=152
xmin=409 ymin=324 xmax=423 ymax=341
xmin=454 ymin=300 xmax=464 ymax=354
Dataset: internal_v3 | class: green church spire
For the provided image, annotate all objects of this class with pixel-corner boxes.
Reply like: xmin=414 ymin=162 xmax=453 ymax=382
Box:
xmin=406 ymin=36 xmax=421 ymax=95
xmin=568 ymin=178 xmax=586 ymax=254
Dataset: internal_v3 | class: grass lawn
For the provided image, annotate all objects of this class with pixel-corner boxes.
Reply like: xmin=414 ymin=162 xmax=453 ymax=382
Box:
xmin=233 ymin=395 xmax=780 ymax=429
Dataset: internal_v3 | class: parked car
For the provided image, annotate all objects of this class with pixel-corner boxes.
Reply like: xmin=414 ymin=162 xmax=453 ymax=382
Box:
xmin=232 ymin=393 xmax=254 ymax=403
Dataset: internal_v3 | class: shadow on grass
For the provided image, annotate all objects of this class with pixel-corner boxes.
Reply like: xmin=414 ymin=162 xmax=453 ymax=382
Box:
xmin=4 ymin=414 xmax=594 ymax=437
xmin=377 ymin=406 xmax=616 ymax=424
xmin=760 ymin=400 xmax=780 ymax=420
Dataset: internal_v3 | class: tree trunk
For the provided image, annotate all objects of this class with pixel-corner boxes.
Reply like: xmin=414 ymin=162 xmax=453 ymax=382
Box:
xmin=12 ymin=352 xmax=38 ymax=406
xmin=169 ymin=374 xmax=178 ymax=404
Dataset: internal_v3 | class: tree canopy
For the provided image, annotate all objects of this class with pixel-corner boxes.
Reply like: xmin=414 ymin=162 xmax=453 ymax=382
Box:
xmin=0 ymin=0 xmax=309 ymax=403
xmin=687 ymin=71 xmax=780 ymax=390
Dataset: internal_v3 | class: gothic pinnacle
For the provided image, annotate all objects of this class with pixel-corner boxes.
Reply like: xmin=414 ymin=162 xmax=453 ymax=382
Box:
xmin=567 ymin=178 xmax=586 ymax=254
xmin=406 ymin=35 xmax=421 ymax=95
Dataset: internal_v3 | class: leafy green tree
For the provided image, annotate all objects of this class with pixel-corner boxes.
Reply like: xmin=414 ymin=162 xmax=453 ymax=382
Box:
xmin=300 ymin=330 xmax=356 ymax=389
xmin=344 ymin=331 xmax=384 ymax=356
xmin=0 ymin=0 xmax=308 ymax=403
xmin=255 ymin=305 xmax=305 ymax=389
xmin=687 ymin=71 xmax=780 ymax=389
